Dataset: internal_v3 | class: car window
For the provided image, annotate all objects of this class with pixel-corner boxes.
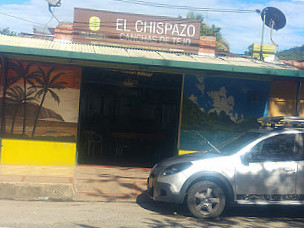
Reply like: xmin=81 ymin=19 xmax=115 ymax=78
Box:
xmin=210 ymin=132 xmax=262 ymax=155
xmin=295 ymin=133 xmax=304 ymax=161
xmin=248 ymin=134 xmax=296 ymax=162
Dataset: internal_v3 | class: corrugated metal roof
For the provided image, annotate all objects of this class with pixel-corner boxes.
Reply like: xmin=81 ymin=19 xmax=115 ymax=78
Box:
xmin=33 ymin=26 xmax=53 ymax=35
xmin=0 ymin=34 xmax=301 ymax=77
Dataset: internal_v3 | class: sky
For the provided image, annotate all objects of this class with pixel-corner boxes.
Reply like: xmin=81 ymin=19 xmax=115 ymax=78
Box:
xmin=0 ymin=0 xmax=303 ymax=54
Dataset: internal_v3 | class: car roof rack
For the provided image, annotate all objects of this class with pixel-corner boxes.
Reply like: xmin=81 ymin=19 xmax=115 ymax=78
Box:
xmin=258 ymin=116 xmax=304 ymax=128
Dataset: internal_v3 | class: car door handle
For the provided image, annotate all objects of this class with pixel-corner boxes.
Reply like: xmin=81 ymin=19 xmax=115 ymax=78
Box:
xmin=283 ymin=168 xmax=296 ymax=173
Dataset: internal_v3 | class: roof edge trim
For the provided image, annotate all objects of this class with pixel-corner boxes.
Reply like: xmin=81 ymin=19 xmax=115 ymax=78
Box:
xmin=0 ymin=44 xmax=303 ymax=78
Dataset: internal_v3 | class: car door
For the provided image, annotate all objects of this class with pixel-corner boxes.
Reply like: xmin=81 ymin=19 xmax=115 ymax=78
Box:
xmin=295 ymin=133 xmax=304 ymax=196
xmin=235 ymin=133 xmax=297 ymax=201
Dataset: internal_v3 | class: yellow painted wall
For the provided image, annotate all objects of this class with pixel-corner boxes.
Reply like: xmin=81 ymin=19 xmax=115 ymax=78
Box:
xmin=299 ymin=84 xmax=304 ymax=117
xmin=179 ymin=150 xmax=199 ymax=155
xmin=0 ymin=139 xmax=76 ymax=166
xmin=268 ymin=81 xmax=298 ymax=117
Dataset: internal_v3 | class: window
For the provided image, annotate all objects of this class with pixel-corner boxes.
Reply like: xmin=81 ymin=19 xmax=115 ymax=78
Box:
xmin=295 ymin=134 xmax=304 ymax=161
xmin=249 ymin=134 xmax=296 ymax=162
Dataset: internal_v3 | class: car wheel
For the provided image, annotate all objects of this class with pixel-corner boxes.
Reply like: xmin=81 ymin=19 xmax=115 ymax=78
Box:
xmin=187 ymin=180 xmax=226 ymax=219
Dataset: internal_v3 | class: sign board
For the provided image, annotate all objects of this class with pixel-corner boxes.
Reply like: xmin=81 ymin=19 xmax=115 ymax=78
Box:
xmin=73 ymin=8 xmax=201 ymax=53
xmin=253 ymin=43 xmax=276 ymax=59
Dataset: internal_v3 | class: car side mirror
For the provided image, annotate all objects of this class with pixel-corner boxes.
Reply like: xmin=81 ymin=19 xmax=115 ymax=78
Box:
xmin=241 ymin=153 xmax=252 ymax=165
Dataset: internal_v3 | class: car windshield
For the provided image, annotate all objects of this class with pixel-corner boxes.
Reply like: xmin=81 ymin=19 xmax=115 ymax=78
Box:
xmin=208 ymin=131 xmax=262 ymax=155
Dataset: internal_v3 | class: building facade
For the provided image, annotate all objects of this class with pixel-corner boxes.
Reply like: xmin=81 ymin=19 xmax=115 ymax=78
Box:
xmin=0 ymin=35 xmax=303 ymax=167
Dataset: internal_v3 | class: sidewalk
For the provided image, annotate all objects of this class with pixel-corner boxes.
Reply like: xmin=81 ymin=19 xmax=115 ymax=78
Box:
xmin=0 ymin=164 xmax=151 ymax=202
xmin=74 ymin=165 xmax=151 ymax=202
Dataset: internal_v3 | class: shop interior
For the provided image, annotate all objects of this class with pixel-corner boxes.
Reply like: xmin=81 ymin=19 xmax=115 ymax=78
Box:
xmin=77 ymin=67 xmax=183 ymax=167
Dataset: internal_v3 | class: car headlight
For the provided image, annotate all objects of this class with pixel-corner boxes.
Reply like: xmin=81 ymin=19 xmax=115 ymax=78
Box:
xmin=162 ymin=162 xmax=192 ymax=176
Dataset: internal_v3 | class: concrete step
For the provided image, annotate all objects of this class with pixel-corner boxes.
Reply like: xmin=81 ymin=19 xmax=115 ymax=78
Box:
xmin=0 ymin=182 xmax=74 ymax=201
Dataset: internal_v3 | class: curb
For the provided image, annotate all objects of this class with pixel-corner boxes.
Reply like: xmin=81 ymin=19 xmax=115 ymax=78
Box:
xmin=0 ymin=182 xmax=74 ymax=201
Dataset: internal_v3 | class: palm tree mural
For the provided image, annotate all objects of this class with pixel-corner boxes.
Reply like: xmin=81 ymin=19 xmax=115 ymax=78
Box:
xmin=8 ymin=60 xmax=36 ymax=135
xmin=31 ymin=66 xmax=67 ymax=138
xmin=0 ymin=57 xmax=8 ymax=133
xmin=6 ymin=86 xmax=37 ymax=134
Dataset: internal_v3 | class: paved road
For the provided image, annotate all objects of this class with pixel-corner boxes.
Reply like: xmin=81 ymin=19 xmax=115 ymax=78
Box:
xmin=1 ymin=194 xmax=304 ymax=227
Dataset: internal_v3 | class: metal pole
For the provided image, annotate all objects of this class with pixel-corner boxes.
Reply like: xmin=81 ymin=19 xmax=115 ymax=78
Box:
xmin=296 ymin=81 xmax=302 ymax=116
xmin=260 ymin=12 xmax=266 ymax=61
xmin=177 ymin=74 xmax=184 ymax=155
xmin=270 ymin=19 xmax=277 ymax=46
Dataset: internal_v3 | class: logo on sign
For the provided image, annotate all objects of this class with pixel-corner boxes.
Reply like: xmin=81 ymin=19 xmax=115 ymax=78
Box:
xmin=89 ymin=16 xmax=101 ymax=31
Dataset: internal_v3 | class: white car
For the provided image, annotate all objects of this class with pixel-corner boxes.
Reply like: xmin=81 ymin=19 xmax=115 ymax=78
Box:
xmin=147 ymin=117 xmax=304 ymax=218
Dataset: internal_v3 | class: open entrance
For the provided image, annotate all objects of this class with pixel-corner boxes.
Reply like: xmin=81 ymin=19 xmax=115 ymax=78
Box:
xmin=77 ymin=68 xmax=183 ymax=167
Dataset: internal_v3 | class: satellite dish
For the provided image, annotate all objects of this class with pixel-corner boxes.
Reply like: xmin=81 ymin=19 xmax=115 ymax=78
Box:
xmin=261 ymin=7 xmax=286 ymax=31
xmin=258 ymin=7 xmax=286 ymax=61
xmin=45 ymin=0 xmax=61 ymax=7
xmin=44 ymin=0 xmax=61 ymax=23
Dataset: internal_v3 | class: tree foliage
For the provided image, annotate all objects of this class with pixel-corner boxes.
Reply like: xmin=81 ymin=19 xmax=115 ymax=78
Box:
xmin=244 ymin=44 xmax=254 ymax=56
xmin=184 ymin=12 xmax=230 ymax=51
xmin=0 ymin=27 xmax=18 ymax=36
xmin=277 ymin=45 xmax=304 ymax=61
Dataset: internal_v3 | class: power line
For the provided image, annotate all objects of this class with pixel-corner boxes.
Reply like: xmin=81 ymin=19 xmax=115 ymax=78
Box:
xmin=0 ymin=11 xmax=45 ymax=27
xmin=43 ymin=14 xmax=55 ymax=34
xmin=113 ymin=0 xmax=257 ymax=13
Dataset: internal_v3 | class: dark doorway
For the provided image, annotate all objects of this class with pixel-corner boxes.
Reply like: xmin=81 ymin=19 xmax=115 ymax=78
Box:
xmin=77 ymin=68 xmax=183 ymax=167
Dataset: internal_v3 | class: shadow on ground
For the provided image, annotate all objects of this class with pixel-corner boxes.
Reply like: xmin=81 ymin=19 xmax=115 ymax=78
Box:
xmin=137 ymin=191 xmax=304 ymax=227
xmin=136 ymin=191 xmax=191 ymax=217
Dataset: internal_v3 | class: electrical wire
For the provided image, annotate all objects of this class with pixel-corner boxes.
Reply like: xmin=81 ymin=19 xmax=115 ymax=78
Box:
xmin=48 ymin=4 xmax=61 ymax=23
xmin=113 ymin=0 xmax=257 ymax=13
xmin=0 ymin=11 xmax=46 ymax=27
xmin=50 ymin=9 xmax=60 ymax=23
xmin=43 ymin=14 xmax=54 ymax=34
xmin=0 ymin=1 xmax=258 ymax=35
xmin=0 ymin=1 xmax=258 ymax=31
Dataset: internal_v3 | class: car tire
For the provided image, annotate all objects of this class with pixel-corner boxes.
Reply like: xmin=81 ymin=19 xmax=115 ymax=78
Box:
xmin=187 ymin=180 xmax=226 ymax=219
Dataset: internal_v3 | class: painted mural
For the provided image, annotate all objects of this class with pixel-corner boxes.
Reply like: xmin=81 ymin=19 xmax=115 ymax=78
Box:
xmin=0 ymin=59 xmax=81 ymax=141
xmin=180 ymin=74 xmax=270 ymax=152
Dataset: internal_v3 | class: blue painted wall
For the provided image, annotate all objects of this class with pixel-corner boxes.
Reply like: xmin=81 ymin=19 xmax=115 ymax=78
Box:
xmin=180 ymin=74 xmax=270 ymax=152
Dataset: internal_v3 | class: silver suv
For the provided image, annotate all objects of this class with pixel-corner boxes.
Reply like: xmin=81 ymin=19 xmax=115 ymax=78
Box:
xmin=147 ymin=117 xmax=304 ymax=218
